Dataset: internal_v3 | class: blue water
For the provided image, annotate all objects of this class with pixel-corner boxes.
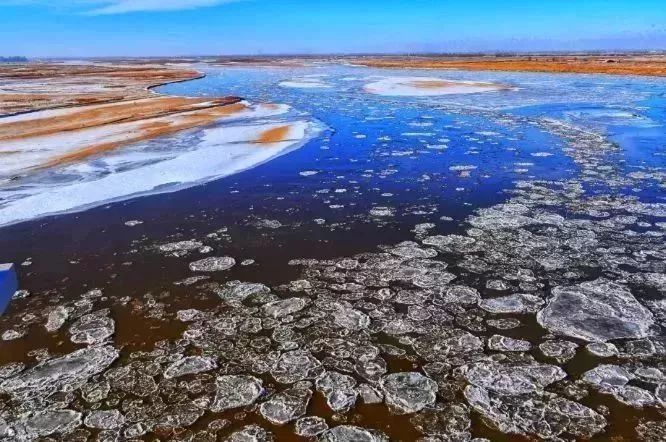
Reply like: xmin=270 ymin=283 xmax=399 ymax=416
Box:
xmin=0 ymin=65 xmax=664 ymax=294
xmin=160 ymin=64 xmax=666 ymax=215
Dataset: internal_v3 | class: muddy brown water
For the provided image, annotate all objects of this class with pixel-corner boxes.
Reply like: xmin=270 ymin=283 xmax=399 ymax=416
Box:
xmin=0 ymin=198 xmax=661 ymax=441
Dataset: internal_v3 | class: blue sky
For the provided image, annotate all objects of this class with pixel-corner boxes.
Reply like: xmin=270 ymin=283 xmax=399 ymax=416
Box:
xmin=1 ymin=0 xmax=665 ymax=57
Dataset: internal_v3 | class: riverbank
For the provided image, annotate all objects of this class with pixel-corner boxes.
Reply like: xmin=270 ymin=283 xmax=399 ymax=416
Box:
xmin=345 ymin=54 xmax=666 ymax=77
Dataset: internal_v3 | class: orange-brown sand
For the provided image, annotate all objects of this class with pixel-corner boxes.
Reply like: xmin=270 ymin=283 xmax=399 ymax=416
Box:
xmin=0 ymin=63 xmax=206 ymax=115
xmin=347 ymin=55 xmax=666 ymax=77
xmin=0 ymin=62 xmax=254 ymax=170
xmin=409 ymin=80 xmax=462 ymax=89
xmin=37 ymin=103 xmax=250 ymax=169
xmin=255 ymin=125 xmax=292 ymax=144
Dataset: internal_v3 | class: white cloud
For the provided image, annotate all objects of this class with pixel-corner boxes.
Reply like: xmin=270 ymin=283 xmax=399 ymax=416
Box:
xmin=0 ymin=0 xmax=247 ymax=14
xmin=88 ymin=0 xmax=243 ymax=15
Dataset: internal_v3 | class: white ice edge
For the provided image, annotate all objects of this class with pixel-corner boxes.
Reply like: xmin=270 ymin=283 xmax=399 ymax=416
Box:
xmin=279 ymin=80 xmax=331 ymax=89
xmin=0 ymin=119 xmax=323 ymax=227
xmin=363 ymin=76 xmax=508 ymax=97
xmin=0 ymin=102 xmax=290 ymax=175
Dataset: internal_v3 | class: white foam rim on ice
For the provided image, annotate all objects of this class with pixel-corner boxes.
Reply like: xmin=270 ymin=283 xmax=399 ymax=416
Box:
xmin=0 ymin=119 xmax=322 ymax=227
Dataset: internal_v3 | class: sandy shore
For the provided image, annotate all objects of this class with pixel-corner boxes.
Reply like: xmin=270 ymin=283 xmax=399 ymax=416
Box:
xmin=0 ymin=61 xmax=321 ymax=226
xmin=345 ymin=55 xmax=666 ymax=77
xmin=0 ymin=62 xmax=252 ymax=173
xmin=0 ymin=63 xmax=212 ymax=115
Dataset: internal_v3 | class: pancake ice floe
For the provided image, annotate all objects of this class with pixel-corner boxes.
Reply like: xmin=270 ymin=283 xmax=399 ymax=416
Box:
xmin=364 ymin=76 xmax=510 ymax=96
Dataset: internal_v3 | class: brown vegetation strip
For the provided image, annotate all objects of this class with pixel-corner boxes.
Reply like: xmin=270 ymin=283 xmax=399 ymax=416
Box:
xmin=0 ymin=62 xmax=253 ymax=171
xmin=0 ymin=98 xmax=245 ymax=141
xmin=348 ymin=55 xmax=666 ymax=77
xmin=0 ymin=63 xmax=204 ymax=115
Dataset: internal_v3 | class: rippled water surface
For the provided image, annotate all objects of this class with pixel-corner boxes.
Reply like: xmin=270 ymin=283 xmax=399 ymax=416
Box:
xmin=0 ymin=65 xmax=664 ymax=441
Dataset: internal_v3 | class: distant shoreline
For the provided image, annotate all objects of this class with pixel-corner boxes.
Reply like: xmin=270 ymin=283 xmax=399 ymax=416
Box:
xmin=343 ymin=55 xmax=666 ymax=77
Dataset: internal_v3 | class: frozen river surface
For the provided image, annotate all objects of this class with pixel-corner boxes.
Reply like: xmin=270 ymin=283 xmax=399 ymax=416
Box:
xmin=0 ymin=65 xmax=665 ymax=441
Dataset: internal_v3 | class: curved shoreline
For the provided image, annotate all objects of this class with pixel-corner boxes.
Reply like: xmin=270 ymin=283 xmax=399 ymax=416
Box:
xmin=1 ymin=68 xmax=215 ymax=120
xmin=0 ymin=62 xmax=323 ymax=228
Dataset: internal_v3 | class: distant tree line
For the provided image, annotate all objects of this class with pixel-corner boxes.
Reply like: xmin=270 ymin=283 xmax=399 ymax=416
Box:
xmin=0 ymin=56 xmax=28 ymax=63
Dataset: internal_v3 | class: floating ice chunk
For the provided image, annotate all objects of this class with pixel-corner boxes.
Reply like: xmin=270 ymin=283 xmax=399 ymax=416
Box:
xmin=332 ymin=304 xmax=370 ymax=331
xmin=537 ymin=278 xmax=655 ymax=342
xmin=319 ymin=425 xmax=389 ymax=442
xmin=487 ymin=335 xmax=532 ymax=352
xmin=316 ymin=371 xmax=358 ymax=412
xmin=1 ymin=329 xmax=25 ymax=340
xmin=539 ymin=340 xmax=578 ymax=362
xmin=0 ymin=345 xmax=119 ymax=400
xmin=479 ymin=293 xmax=544 ymax=314
xmin=254 ymin=219 xmax=282 ymax=229
xmin=69 ymin=310 xmax=115 ymax=345
xmin=84 ymin=409 xmax=125 ymax=430
xmin=45 ymin=306 xmax=68 ymax=332
xmin=380 ymin=372 xmax=438 ymax=414
xmin=354 ymin=357 xmax=387 ymax=383
xmin=263 ymin=298 xmax=308 ymax=318
xmin=464 ymin=385 xmax=606 ymax=439
xmin=613 ymin=386 xmax=656 ymax=408
xmin=215 ymin=281 xmax=270 ymax=303
xmin=586 ymin=342 xmax=619 ymax=358
xmin=189 ymin=256 xmax=236 ymax=272
xmin=295 ymin=416 xmax=329 ymax=437
xmin=582 ymin=365 xmax=633 ymax=391
xmin=210 ymin=375 xmax=264 ymax=412
xmin=176 ymin=309 xmax=203 ymax=322
xmin=364 ymin=76 xmax=508 ymax=97
xmin=388 ymin=241 xmax=437 ymax=259
xmin=583 ymin=364 xmax=656 ymax=407
xmin=636 ymin=420 xmax=666 ymax=441
xmin=369 ymin=206 xmax=395 ymax=217
xmin=463 ymin=362 xmax=566 ymax=395
xmin=14 ymin=409 xmax=82 ymax=439
xmin=164 ymin=356 xmax=217 ymax=379
xmin=358 ymin=384 xmax=384 ymax=404
xmin=449 ymin=165 xmax=477 ymax=172
xmin=259 ymin=388 xmax=312 ymax=424
xmin=437 ymin=285 xmax=480 ymax=305
xmin=227 ymin=424 xmax=274 ymax=442
xmin=279 ymin=78 xmax=331 ymax=89
xmin=158 ymin=240 xmax=203 ymax=254
xmin=271 ymin=350 xmax=323 ymax=384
